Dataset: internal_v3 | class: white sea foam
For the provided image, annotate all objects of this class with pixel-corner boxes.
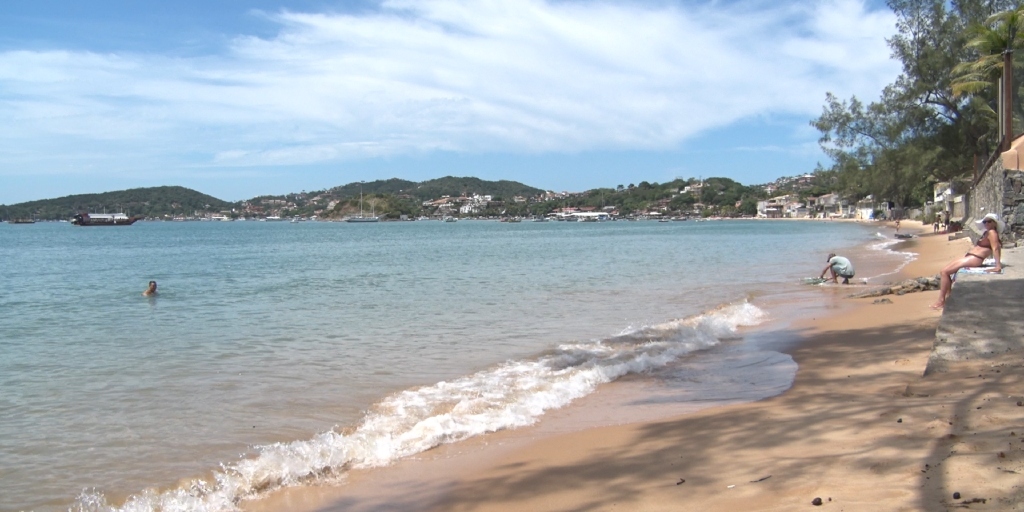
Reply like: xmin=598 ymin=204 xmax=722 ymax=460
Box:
xmin=865 ymin=236 xmax=917 ymax=281
xmin=75 ymin=302 xmax=766 ymax=512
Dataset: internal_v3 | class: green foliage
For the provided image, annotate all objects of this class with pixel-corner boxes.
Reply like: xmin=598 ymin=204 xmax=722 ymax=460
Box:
xmin=527 ymin=177 xmax=763 ymax=217
xmin=739 ymin=198 xmax=759 ymax=216
xmin=952 ymin=4 xmax=1024 ymax=137
xmin=401 ymin=176 xmax=544 ymax=202
xmin=813 ymin=0 xmax=1022 ymax=208
xmin=3 ymin=176 xmax=770 ymax=221
xmin=1 ymin=186 xmax=234 ymax=221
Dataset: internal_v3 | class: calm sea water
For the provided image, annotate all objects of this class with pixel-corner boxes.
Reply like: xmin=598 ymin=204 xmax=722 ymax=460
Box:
xmin=0 ymin=219 xmax=904 ymax=512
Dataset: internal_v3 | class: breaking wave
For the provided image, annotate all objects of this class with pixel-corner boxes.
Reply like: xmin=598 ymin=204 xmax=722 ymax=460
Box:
xmin=75 ymin=302 xmax=766 ymax=512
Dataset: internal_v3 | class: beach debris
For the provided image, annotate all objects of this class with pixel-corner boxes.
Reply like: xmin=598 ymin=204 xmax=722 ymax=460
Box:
xmin=750 ymin=475 xmax=772 ymax=482
xmin=676 ymin=479 xmax=685 ymax=485
xmin=727 ymin=484 xmax=735 ymax=489
xmin=953 ymin=492 xmax=961 ymax=499
xmin=811 ymin=497 xmax=823 ymax=506
xmin=897 ymin=418 xmax=903 ymax=423
xmin=873 ymin=298 xmax=893 ymax=304
xmin=847 ymin=276 xmax=940 ymax=299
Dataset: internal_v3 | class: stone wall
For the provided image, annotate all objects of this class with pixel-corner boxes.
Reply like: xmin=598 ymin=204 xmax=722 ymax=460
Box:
xmin=926 ymin=247 xmax=1024 ymax=374
xmin=967 ymin=158 xmax=1024 ymax=246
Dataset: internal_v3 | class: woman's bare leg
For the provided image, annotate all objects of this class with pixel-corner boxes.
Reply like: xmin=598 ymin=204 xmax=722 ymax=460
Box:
xmin=932 ymin=256 xmax=982 ymax=308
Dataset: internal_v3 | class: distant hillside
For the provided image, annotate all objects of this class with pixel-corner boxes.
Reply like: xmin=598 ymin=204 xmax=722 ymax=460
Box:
xmin=320 ymin=176 xmax=544 ymax=202
xmin=324 ymin=178 xmax=420 ymax=198
xmin=408 ymin=176 xmax=544 ymax=201
xmin=244 ymin=176 xmax=547 ymax=219
xmin=2 ymin=186 xmax=235 ymax=221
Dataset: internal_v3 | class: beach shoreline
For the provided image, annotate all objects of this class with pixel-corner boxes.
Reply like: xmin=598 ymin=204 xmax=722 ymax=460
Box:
xmin=239 ymin=220 xmax=1018 ymax=511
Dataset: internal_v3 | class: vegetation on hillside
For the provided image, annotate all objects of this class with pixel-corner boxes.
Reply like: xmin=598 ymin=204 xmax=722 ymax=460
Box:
xmin=2 ymin=176 xmax=769 ymax=221
xmin=1 ymin=186 xmax=234 ymax=221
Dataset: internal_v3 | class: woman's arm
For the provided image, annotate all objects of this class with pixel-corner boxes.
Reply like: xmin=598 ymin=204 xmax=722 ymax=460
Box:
xmin=989 ymin=231 xmax=1002 ymax=271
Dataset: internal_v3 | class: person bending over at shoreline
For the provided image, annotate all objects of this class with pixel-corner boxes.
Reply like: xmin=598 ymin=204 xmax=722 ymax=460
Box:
xmin=143 ymin=281 xmax=158 ymax=296
xmin=820 ymin=253 xmax=855 ymax=284
xmin=931 ymin=213 xmax=1003 ymax=310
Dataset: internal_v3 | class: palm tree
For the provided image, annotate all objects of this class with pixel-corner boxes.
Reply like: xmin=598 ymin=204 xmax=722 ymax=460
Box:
xmin=952 ymin=5 xmax=1024 ymax=150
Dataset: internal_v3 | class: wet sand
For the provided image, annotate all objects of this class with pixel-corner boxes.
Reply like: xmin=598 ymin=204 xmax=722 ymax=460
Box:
xmin=252 ymin=222 xmax=1024 ymax=511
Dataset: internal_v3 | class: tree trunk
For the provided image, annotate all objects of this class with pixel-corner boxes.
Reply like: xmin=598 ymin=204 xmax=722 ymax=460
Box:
xmin=1004 ymin=49 xmax=1014 ymax=151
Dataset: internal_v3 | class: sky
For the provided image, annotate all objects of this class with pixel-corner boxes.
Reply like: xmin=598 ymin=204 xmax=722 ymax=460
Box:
xmin=0 ymin=0 xmax=902 ymax=204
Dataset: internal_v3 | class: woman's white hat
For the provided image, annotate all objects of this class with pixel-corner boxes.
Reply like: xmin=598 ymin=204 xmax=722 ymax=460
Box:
xmin=975 ymin=212 xmax=1006 ymax=233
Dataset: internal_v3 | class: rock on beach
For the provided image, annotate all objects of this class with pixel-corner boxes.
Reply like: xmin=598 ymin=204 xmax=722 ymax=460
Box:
xmin=847 ymin=276 xmax=940 ymax=299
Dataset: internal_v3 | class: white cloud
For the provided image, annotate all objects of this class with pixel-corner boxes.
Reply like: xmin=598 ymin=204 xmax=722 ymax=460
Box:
xmin=0 ymin=0 xmax=899 ymax=174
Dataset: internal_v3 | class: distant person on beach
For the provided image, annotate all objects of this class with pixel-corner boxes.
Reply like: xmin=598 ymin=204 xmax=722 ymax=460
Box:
xmin=820 ymin=253 xmax=855 ymax=284
xmin=931 ymin=213 xmax=1003 ymax=309
xmin=895 ymin=219 xmax=901 ymax=232
xmin=143 ymin=281 xmax=158 ymax=296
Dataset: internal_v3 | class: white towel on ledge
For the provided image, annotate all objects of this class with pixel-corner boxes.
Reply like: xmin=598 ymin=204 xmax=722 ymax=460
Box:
xmin=957 ymin=266 xmax=1002 ymax=275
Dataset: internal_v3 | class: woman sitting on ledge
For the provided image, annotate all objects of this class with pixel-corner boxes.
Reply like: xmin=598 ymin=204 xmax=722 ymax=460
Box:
xmin=931 ymin=213 xmax=1003 ymax=309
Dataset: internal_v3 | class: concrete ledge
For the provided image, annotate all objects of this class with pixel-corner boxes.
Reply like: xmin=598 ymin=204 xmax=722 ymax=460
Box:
xmin=925 ymin=246 xmax=1024 ymax=374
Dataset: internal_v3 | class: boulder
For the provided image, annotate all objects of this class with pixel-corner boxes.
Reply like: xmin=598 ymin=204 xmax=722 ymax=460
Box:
xmin=847 ymin=276 xmax=940 ymax=299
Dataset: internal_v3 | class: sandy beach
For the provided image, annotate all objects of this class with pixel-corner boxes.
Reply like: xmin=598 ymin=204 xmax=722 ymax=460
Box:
xmin=250 ymin=222 xmax=1023 ymax=511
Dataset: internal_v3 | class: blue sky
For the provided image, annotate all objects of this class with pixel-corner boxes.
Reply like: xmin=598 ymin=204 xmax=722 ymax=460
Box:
xmin=0 ymin=0 xmax=900 ymax=204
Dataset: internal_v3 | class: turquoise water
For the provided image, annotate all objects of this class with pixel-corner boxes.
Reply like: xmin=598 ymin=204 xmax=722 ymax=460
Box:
xmin=0 ymin=219 xmax=900 ymax=511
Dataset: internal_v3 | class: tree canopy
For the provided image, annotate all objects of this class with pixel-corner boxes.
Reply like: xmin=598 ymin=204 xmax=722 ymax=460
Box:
xmin=812 ymin=0 xmax=1022 ymax=207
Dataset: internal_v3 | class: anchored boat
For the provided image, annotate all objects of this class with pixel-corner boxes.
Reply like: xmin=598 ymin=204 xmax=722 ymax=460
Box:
xmin=346 ymin=185 xmax=379 ymax=223
xmin=71 ymin=213 xmax=142 ymax=226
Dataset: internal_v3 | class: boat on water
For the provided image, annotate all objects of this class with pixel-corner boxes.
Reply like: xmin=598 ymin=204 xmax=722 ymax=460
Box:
xmin=346 ymin=186 xmax=380 ymax=223
xmin=9 ymin=219 xmax=36 ymax=224
xmin=70 ymin=213 xmax=142 ymax=226
xmin=346 ymin=216 xmax=379 ymax=223
xmin=443 ymin=216 xmax=458 ymax=222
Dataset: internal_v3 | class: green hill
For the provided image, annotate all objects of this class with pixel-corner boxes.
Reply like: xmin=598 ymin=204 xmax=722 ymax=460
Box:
xmin=249 ymin=177 xmax=547 ymax=219
xmin=1 ymin=178 xmax=546 ymax=221
xmin=322 ymin=176 xmax=543 ymax=202
xmin=6 ymin=175 xmax=766 ymax=221
xmin=2 ymin=186 xmax=235 ymax=221
xmin=408 ymin=176 xmax=544 ymax=201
